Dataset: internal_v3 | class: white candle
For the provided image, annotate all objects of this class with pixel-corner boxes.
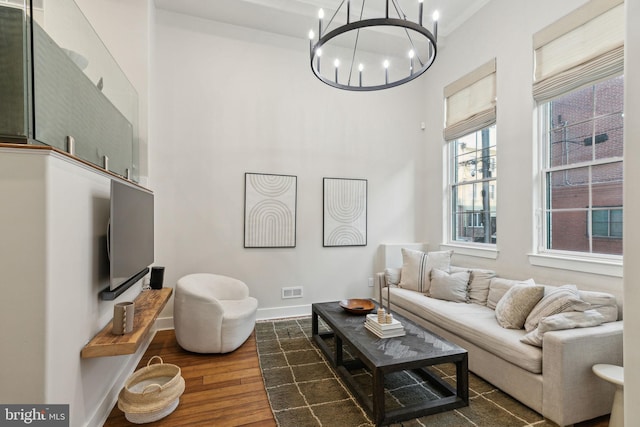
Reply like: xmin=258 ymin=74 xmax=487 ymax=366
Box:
xmin=318 ymin=9 xmax=324 ymax=37
xmin=383 ymin=60 xmax=389 ymax=84
xmin=409 ymin=49 xmax=415 ymax=74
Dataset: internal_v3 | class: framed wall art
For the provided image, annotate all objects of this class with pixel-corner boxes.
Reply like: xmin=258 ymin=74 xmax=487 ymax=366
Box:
xmin=323 ymin=177 xmax=367 ymax=247
xmin=244 ymin=173 xmax=297 ymax=248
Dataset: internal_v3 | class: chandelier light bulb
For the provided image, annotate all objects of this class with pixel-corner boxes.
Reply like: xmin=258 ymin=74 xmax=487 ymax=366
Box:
xmin=318 ymin=8 xmax=325 ymax=36
xmin=409 ymin=50 xmax=415 ymax=74
xmin=317 ymin=48 xmax=322 ymax=57
xmin=432 ymin=10 xmax=439 ymax=41
xmin=334 ymin=59 xmax=340 ymax=68
xmin=308 ymin=30 xmax=314 ymax=40
xmin=358 ymin=63 xmax=364 ymax=72
xmin=383 ymin=60 xmax=390 ymax=69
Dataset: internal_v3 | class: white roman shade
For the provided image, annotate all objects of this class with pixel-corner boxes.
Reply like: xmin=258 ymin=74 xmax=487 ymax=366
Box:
xmin=444 ymin=58 xmax=496 ymax=141
xmin=533 ymin=0 xmax=624 ymax=102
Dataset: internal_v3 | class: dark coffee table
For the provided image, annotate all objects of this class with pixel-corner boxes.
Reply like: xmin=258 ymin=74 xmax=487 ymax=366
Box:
xmin=312 ymin=301 xmax=468 ymax=426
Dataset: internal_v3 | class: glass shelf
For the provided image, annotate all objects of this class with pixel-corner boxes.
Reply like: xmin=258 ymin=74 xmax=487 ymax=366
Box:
xmin=0 ymin=0 xmax=139 ymax=181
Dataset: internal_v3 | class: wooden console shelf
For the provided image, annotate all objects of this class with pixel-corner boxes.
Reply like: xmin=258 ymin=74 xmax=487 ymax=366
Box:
xmin=81 ymin=288 xmax=172 ymax=358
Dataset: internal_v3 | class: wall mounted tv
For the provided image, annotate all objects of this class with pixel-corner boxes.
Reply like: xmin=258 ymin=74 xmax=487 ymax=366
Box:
xmin=101 ymin=180 xmax=154 ymax=300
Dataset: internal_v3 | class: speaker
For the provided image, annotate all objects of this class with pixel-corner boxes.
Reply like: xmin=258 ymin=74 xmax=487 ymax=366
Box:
xmin=150 ymin=266 xmax=165 ymax=290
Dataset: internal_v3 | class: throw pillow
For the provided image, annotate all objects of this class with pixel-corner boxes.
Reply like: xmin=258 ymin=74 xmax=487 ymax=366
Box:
xmin=487 ymin=278 xmax=535 ymax=310
xmin=429 ymin=269 xmax=470 ymax=303
xmin=494 ymin=284 xmax=545 ymax=329
xmin=524 ymin=285 xmax=591 ymax=332
xmin=520 ymin=310 xmax=605 ymax=347
xmin=579 ymin=290 xmax=619 ymax=322
xmin=384 ymin=267 xmax=401 ymax=286
xmin=398 ymin=248 xmax=452 ymax=294
xmin=468 ymin=268 xmax=497 ymax=306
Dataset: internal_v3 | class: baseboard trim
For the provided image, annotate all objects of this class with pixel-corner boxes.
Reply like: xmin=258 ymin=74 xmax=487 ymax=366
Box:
xmin=256 ymin=304 xmax=311 ymax=320
xmin=153 ymin=304 xmax=313 ymax=332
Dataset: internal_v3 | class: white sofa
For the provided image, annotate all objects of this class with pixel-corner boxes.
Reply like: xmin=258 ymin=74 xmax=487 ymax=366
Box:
xmin=376 ymin=251 xmax=623 ymax=426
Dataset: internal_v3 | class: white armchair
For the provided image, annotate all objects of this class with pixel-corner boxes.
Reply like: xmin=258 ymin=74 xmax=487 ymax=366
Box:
xmin=174 ymin=273 xmax=258 ymax=353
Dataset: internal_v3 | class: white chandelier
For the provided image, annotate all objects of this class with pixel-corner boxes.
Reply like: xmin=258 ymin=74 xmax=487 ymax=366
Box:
xmin=309 ymin=0 xmax=439 ymax=91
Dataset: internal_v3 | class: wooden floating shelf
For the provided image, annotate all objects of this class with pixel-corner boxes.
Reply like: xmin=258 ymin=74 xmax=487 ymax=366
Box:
xmin=81 ymin=288 xmax=172 ymax=358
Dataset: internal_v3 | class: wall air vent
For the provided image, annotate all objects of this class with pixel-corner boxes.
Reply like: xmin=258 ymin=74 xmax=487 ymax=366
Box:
xmin=281 ymin=286 xmax=303 ymax=299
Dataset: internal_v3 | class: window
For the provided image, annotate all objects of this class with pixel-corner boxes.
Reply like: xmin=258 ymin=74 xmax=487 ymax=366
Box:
xmin=444 ymin=59 xmax=497 ymax=247
xmin=533 ymin=0 xmax=623 ymax=260
xmin=592 ymin=208 xmax=622 ymax=238
xmin=541 ymin=76 xmax=623 ymax=255
xmin=451 ymin=125 xmax=497 ymax=244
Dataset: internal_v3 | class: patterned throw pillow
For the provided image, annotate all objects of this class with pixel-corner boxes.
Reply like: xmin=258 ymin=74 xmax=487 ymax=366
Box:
xmin=494 ymin=284 xmax=545 ymax=329
xmin=398 ymin=248 xmax=452 ymax=293
xmin=429 ymin=269 xmax=470 ymax=303
xmin=524 ymin=285 xmax=591 ymax=332
xmin=487 ymin=278 xmax=535 ymax=310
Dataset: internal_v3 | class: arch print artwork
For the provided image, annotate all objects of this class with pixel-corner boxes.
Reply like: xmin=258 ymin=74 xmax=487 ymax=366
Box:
xmin=244 ymin=173 xmax=297 ymax=248
xmin=323 ymin=178 xmax=367 ymax=247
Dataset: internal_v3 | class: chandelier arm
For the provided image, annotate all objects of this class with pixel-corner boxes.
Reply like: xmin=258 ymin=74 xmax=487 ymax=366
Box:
xmin=390 ymin=0 xmax=407 ymax=19
xmin=390 ymin=0 xmax=426 ymax=67
xmin=346 ymin=0 xmax=366 ymax=86
xmin=405 ymin=29 xmax=426 ymax=67
xmin=347 ymin=28 xmax=361 ymax=86
xmin=324 ymin=0 xmax=346 ymax=36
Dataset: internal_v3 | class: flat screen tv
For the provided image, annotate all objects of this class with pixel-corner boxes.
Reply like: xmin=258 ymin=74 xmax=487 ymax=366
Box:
xmin=106 ymin=180 xmax=154 ymax=296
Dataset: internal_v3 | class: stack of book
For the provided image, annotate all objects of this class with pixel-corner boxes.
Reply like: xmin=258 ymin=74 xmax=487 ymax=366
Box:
xmin=364 ymin=314 xmax=405 ymax=338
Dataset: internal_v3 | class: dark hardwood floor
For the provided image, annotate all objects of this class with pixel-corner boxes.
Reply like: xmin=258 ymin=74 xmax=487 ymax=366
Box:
xmin=104 ymin=328 xmax=608 ymax=427
xmin=104 ymin=329 xmax=276 ymax=427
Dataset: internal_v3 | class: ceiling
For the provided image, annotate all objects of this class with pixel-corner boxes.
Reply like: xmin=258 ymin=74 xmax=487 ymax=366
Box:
xmin=154 ymin=0 xmax=491 ymax=42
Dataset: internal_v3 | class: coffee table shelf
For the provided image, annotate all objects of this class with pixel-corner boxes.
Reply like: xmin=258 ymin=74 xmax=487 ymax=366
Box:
xmin=312 ymin=301 xmax=468 ymax=426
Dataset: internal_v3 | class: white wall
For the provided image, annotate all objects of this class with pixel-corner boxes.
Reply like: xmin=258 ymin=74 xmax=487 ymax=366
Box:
xmin=152 ymin=10 xmax=429 ymax=318
xmin=0 ymin=149 xmax=152 ymax=427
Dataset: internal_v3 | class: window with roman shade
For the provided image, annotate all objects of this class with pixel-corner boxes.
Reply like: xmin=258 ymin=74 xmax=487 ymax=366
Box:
xmin=532 ymin=0 xmax=624 ymax=103
xmin=443 ymin=58 xmax=496 ymax=142
xmin=445 ymin=59 xmax=498 ymax=248
xmin=535 ymin=0 xmax=625 ymax=259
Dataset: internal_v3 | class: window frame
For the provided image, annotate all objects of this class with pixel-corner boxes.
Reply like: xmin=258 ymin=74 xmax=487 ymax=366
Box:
xmin=448 ymin=125 xmax=497 ymax=249
xmin=537 ymin=76 xmax=623 ymax=260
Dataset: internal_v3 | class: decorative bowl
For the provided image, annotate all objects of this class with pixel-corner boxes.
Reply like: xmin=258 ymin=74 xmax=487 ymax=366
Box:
xmin=339 ymin=299 xmax=375 ymax=315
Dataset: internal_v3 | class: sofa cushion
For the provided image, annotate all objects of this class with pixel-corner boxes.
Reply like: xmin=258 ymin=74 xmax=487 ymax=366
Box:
xmin=524 ymin=285 xmax=591 ymax=332
xmin=429 ymin=269 xmax=470 ymax=303
xmin=450 ymin=266 xmax=496 ymax=306
xmin=398 ymin=248 xmax=452 ymax=293
xmin=520 ymin=309 xmax=605 ymax=347
xmin=487 ymin=278 xmax=536 ymax=310
xmin=390 ymin=287 xmax=543 ymax=374
xmin=495 ymin=284 xmax=545 ymax=329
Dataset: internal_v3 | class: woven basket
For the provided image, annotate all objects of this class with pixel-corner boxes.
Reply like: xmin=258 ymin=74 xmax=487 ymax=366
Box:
xmin=118 ymin=356 xmax=185 ymax=424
